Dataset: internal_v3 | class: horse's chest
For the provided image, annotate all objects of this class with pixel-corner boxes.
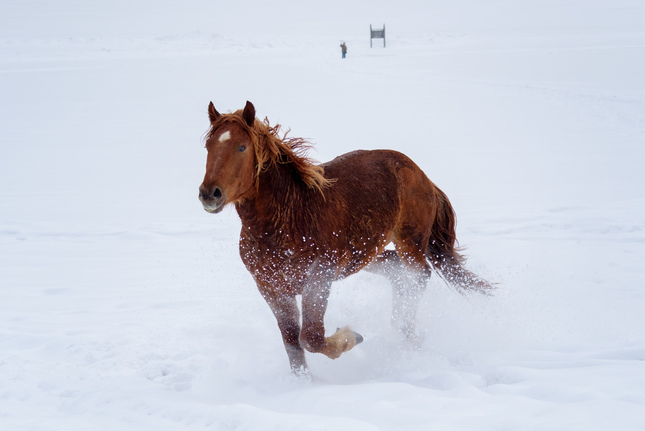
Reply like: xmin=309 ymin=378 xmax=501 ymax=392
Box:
xmin=239 ymin=231 xmax=316 ymax=291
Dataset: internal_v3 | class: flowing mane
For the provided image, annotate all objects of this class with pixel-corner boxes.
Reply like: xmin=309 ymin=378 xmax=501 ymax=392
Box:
xmin=208 ymin=110 xmax=333 ymax=193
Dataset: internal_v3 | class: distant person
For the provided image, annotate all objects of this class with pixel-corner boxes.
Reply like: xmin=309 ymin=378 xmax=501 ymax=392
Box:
xmin=340 ymin=41 xmax=347 ymax=59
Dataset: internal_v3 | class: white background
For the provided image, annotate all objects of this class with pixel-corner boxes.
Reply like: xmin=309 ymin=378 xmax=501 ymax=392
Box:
xmin=1 ymin=1 xmax=644 ymax=429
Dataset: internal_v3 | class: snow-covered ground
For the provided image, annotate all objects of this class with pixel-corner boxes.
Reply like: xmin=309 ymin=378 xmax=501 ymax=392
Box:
xmin=2 ymin=0 xmax=644 ymax=429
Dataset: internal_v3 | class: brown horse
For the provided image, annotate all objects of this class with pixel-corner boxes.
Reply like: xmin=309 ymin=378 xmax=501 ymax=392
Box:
xmin=199 ymin=101 xmax=492 ymax=374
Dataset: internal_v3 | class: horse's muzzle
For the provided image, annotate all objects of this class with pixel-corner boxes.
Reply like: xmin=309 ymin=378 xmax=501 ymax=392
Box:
xmin=199 ymin=185 xmax=225 ymax=213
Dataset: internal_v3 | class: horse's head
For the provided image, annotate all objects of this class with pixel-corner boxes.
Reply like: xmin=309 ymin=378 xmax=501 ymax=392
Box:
xmin=199 ymin=101 xmax=257 ymax=214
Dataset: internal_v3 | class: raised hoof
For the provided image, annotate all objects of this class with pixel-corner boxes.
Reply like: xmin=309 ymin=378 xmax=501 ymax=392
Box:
xmin=353 ymin=331 xmax=364 ymax=345
xmin=321 ymin=326 xmax=364 ymax=359
xmin=336 ymin=327 xmax=364 ymax=345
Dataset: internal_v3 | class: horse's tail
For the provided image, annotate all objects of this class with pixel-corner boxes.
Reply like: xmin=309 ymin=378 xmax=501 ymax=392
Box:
xmin=427 ymin=187 xmax=494 ymax=295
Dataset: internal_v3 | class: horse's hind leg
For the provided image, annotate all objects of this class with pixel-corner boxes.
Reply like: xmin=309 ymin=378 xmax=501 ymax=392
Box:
xmin=391 ymin=272 xmax=427 ymax=346
xmin=394 ymin=243 xmax=432 ymax=346
xmin=368 ymin=249 xmax=430 ymax=345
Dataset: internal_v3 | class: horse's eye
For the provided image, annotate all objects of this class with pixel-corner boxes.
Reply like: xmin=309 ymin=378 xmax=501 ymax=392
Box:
xmin=238 ymin=146 xmax=246 ymax=152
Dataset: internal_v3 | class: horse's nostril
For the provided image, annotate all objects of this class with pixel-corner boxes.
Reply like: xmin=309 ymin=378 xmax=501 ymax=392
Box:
xmin=213 ymin=188 xmax=222 ymax=199
xmin=199 ymin=187 xmax=208 ymax=200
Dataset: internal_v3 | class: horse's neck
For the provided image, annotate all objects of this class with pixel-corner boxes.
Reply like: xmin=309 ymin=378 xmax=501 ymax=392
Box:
xmin=236 ymin=162 xmax=314 ymax=235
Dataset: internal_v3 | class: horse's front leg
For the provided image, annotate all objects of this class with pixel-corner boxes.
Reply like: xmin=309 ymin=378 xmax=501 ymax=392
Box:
xmin=299 ymin=264 xmax=362 ymax=360
xmin=261 ymin=289 xmax=308 ymax=374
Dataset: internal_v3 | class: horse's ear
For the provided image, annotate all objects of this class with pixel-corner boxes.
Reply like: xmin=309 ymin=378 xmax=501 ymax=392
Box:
xmin=242 ymin=101 xmax=255 ymax=127
xmin=208 ymin=101 xmax=221 ymax=123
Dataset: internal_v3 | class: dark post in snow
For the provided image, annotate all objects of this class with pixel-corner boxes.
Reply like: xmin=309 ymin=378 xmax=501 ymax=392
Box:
xmin=370 ymin=24 xmax=386 ymax=48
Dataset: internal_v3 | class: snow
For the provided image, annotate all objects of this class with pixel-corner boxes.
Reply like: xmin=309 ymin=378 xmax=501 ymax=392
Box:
xmin=1 ymin=0 xmax=644 ymax=429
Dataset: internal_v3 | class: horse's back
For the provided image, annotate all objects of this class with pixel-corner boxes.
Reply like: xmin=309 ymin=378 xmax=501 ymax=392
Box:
xmin=320 ymin=149 xmax=404 ymax=213
xmin=322 ymin=149 xmax=434 ymax=199
xmin=322 ymin=149 xmax=423 ymax=182
xmin=322 ymin=148 xmax=440 ymax=236
xmin=321 ymin=149 xmax=435 ymax=226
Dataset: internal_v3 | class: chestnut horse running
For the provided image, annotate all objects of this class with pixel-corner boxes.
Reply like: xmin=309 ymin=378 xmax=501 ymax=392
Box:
xmin=199 ymin=101 xmax=492 ymax=374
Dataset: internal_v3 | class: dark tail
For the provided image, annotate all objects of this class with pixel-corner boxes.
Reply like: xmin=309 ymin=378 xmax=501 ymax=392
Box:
xmin=427 ymin=187 xmax=494 ymax=295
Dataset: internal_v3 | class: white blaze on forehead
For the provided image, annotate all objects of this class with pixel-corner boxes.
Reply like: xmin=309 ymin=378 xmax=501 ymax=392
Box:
xmin=218 ymin=130 xmax=232 ymax=143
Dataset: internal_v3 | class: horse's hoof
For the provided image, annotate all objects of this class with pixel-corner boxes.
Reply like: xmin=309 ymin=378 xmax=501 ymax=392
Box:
xmin=336 ymin=327 xmax=364 ymax=345
xmin=353 ymin=331 xmax=364 ymax=345
xmin=291 ymin=366 xmax=312 ymax=381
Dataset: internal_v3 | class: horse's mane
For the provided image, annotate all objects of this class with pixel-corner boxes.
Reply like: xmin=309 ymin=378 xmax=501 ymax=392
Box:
xmin=208 ymin=110 xmax=333 ymax=193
